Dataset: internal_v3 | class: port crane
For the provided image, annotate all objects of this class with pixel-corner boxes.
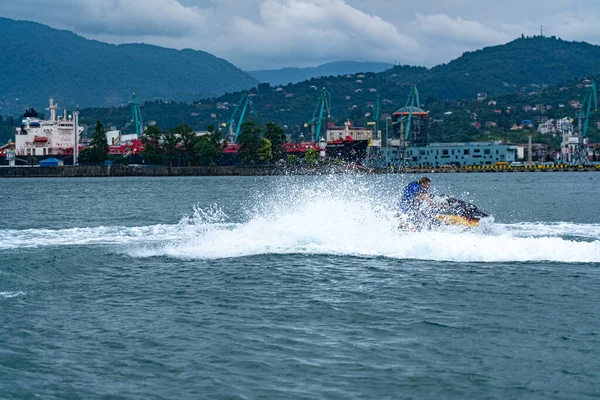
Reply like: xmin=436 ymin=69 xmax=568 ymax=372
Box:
xmin=130 ymin=93 xmax=144 ymax=138
xmin=367 ymin=92 xmax=381 ymax=140
xmin=573 ymin=80 xmax=597 ymax=164
xmin=400 ymin=85 xmax=420 ymax=142
xmin=390 ymin=85 xmax=421 ymax=163
xmin=223 ymin=92 xmax=259 ymax=143
xmin=304 ymin=87 xmax=331 ymax=142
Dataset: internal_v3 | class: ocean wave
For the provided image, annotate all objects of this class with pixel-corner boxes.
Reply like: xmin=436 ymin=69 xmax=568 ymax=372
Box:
xmin=0 ymin=291 xmax=26 ymax=298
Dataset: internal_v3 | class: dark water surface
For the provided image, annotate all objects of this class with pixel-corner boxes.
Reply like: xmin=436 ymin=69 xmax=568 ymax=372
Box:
xmin=1 ymin=173 xmax=599 ymax=399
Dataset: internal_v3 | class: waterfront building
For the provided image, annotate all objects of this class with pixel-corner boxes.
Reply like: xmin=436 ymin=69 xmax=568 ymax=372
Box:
xmin=404 ymin=141 xmax=519 ymax=167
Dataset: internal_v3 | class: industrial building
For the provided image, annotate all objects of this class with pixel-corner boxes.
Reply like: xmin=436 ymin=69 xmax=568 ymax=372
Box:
xmin=405 ymin=141 xmax=519 ymax=167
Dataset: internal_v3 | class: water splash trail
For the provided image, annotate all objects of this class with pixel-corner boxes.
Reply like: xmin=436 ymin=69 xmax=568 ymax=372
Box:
xmin=1 ymin=177 xmax=599 ymax=263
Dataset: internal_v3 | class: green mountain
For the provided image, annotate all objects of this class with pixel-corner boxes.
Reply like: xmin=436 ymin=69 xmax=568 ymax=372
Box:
xmin=414 ymin=36 xmax=600 ymax=101
xmin=0 ymin=17 xmax=257 ymax=115
xmin=247 ymin=61 xmax=394 ymax=86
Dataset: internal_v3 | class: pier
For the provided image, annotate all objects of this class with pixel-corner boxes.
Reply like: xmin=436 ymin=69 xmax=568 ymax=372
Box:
xmin=1 ymin=163 xmax=599 ymax=178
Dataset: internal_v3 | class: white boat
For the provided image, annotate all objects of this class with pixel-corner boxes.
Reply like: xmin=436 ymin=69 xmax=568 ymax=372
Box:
xmin=14 ymin=98 xmax=83 ymax=157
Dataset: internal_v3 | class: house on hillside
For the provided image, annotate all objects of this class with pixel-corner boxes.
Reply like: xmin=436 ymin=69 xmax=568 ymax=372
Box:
xmin=477 ymin=93 xmax=487 ymax=101
xmin=569 ymin=100 xmax=581 ymax=108
xmin=488 ymin=100 xmax=497 ymax=106
xmin=485 ymin=121 xmax=497 ymax=128
xmin=538 ymin=119 xmax=556 ymax=135
xmin=523 ymin=105 xmax=533 ymax=112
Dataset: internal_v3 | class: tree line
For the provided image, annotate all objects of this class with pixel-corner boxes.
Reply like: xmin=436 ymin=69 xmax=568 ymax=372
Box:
xmin=79 ymin=119 xmax=292 ymax=166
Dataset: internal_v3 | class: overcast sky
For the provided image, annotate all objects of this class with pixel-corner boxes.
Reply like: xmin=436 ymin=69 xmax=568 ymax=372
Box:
xmin=1 ymin=0 xmax=599 ymax=70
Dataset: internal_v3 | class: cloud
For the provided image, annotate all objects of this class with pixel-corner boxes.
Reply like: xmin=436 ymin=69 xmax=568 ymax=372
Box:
xmin=2 ymin=0 xmax=600 ymax=70
xmin=413 ymin=13 xmax=511 ymax=46
xmin=2 ymin=0 xmax=205 ymax=37
xmin=551 ymin=16 xmax=600 ymax=43
xmin=76 ymin=0 xmax=205 ymax=37
xmin=211 ymin=0 xmax=423 ymax=69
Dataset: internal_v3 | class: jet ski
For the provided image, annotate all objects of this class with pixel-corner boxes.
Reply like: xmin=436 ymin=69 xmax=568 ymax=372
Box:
xmin=399 ymin=195 xmax=488 ymax=230
xmin=432 ymin=195 xmax=489 ymax=228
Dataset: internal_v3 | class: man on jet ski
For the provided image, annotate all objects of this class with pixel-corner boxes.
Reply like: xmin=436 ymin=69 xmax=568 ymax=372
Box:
xmin=399 ymin=177 xmax=436 ymax=212
xmin=398 ymin=177 xmax=446 ymax=228
xmin=399 ymin=177 xmax=488 ymax=228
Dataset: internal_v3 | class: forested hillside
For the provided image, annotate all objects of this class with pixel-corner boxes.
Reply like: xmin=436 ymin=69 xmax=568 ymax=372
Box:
xmin=78 ymin=73 xmax=599 ymax=152
xmin=248 ymin=61 xmax=394 ymax=86
xmin=0 ymin=17 xmax=257 ymax=114
xmin=417 ymin=36 xmax=600 ymax=101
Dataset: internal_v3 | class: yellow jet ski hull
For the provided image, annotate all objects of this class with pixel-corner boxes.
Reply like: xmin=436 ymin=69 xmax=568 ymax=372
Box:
xmin=435 ymin=214 xmax=480 ymax=228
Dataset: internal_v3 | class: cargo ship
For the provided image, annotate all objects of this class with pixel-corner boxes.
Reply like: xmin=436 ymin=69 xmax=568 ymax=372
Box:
xmin=2 ymin=99 xmax=84 ymax=165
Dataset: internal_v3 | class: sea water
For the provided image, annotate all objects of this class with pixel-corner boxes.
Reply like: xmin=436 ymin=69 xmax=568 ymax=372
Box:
xmin=1 ymin=173 xmax=599 ymax=399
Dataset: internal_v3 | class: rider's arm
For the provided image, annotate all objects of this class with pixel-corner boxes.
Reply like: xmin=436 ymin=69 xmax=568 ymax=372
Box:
xmin=416 ymin=192 xmax=436 ymax=206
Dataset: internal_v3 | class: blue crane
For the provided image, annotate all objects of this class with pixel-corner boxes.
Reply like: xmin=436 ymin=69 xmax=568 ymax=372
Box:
xmin=389 ymin=86 xmax=422 ymax=166
xmin=130 ymin=93 xmax=144 ymax=138
xmin=401 ymin=85 xmax=420 ymax=140
xmin=223 ymin=92 xmax=259 ymax=143
xmin=304 ymin=87 xmax=331 ymax=142
xmin=573 ymin=80 xmax=597 ymax=164
xmin=577 ymin=80 xmax=597 ymax=138
xmin=367 ymin=92 xmax=381 ymax=140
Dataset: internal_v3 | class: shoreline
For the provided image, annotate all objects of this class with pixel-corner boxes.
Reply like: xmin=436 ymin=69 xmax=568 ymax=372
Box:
xmin=1 ymin=164 xmax=599 ymax=178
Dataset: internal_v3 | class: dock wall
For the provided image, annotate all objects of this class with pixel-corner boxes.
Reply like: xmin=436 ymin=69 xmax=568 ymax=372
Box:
xmin=0 ymin=164 xmax=598 ymax=178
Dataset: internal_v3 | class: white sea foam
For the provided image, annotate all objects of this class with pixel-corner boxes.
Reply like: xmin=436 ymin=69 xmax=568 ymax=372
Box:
xmin=127 ymin=202 xmax=600 ymax=263
xmin=0 ymin=291 xmax=25 ymax=298
xmin=1 ymin=178 xmax=600 ymax=263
